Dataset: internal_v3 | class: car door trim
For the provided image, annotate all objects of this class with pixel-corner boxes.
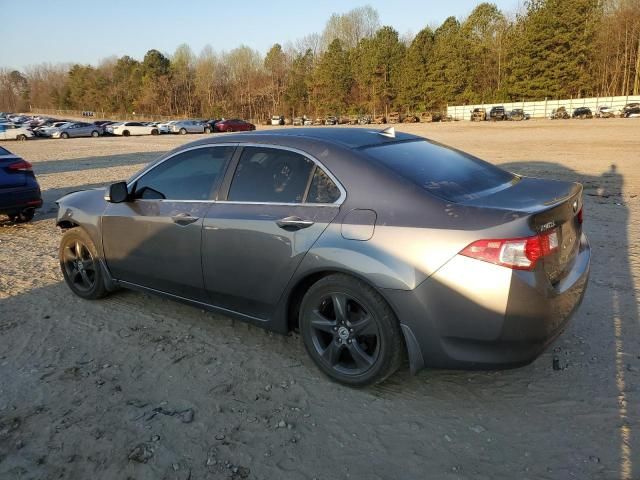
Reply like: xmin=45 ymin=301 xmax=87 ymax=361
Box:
xmin=127 ymin=142 xmax=346 ymax=207
xmin=217 ymin=143 xmax=346 ymax=206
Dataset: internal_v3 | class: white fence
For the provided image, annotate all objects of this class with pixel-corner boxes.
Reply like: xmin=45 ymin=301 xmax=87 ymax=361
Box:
xmin=446 ymin=95 xmax=640 ymax=120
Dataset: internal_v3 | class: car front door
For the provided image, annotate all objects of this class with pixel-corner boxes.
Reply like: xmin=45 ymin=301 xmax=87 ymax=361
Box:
xmin=202 ymin=145 xmax=344 ymax=319
xmin=102 ymin=145 xmax=236 ymax=301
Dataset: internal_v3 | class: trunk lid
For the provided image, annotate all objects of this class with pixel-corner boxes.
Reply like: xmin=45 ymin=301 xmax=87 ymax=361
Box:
xmin=463 ymin=176 xmax=583 ymax=283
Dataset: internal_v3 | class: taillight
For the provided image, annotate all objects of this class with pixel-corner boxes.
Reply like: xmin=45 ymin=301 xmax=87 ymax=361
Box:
xmin=460 ymin=229 xmax=559 ymax=271
xmin=577 ymin=207 xmax=583 ymax=224
xmin=7 ymin=159 xmax=33 ymax=172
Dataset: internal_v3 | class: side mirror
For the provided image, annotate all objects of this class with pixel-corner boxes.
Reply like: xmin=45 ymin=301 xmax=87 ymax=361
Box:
xmin=107 ymin=181 xmax=129 ymax=203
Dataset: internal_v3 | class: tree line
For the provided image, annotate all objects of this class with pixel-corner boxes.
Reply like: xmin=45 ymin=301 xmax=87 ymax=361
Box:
xmin=1 ymin=0 xmax=638 ymax=121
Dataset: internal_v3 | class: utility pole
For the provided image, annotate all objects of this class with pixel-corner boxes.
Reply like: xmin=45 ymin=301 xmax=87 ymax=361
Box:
xmin=634 ymin=34 xmax=640 ymax=96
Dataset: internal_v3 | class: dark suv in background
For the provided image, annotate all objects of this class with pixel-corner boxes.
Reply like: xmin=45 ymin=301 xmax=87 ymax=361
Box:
xmin=0 ymin=146 xmax=42 ymax=222
xmin=488 ymin=106 xmax=507 ymax=121
xmin=572 ymin=107 xmax=593 ymax=119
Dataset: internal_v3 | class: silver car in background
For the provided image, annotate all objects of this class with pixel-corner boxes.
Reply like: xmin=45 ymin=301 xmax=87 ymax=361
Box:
xmin=52 ymin=122 xmax=101 ymax=139
xmin=170 ymin=120 xmax=210 ymax=135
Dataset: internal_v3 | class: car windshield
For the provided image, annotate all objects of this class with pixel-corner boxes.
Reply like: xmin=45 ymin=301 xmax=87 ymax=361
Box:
xmin=364 ymin=140 xmax=516 ymax=202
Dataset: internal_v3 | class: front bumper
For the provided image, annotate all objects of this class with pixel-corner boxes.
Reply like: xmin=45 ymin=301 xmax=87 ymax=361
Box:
xmin=384 ymin=234 xmax=591 ymax=371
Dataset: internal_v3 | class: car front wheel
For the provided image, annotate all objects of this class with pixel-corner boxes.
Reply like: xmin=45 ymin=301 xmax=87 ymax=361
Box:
xmin=299 ymin=274 xmax=404 ymax=386
xmin=59 ymin=228 xmax=108 ymax=300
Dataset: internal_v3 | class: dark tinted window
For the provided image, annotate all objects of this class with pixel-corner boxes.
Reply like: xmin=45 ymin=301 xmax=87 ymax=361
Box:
xmin=307 ymin=167 xmax=341 ymax=203
xmin=135 ymin=146 xmax=233 ymax=200
xmin=228 ymin=147 xmax=314 ymax=203
xmin=365 ymin=140 xmax=515 ymax=202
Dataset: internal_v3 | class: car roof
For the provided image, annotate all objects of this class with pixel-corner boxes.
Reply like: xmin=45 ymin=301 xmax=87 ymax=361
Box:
xmin=202 ymin=127 xmax=421 ymax=149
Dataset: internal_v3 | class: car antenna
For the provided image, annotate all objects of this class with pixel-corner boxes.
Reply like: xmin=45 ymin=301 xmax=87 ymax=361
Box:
xmin=378 ymin=126 xmax=395 ymax=138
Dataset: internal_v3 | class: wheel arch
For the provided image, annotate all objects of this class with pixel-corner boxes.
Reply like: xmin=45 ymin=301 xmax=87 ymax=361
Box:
xmin=283 ymin=268 xmax=420 ymax=375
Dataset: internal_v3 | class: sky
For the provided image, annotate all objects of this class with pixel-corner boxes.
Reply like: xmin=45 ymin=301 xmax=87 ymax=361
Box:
xmin=1 ymin=0 xmax=522 ymax=70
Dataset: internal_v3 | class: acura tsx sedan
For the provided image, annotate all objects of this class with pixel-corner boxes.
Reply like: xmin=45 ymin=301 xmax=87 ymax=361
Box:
xmin=56 ymin=128 xmax=590 ymax=386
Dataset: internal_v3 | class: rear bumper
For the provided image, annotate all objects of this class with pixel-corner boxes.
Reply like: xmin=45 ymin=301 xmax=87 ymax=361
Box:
xmin=384 ymin=234 xmax=591 ymax=371
xmin=0 ymin=187 xmax=42 ymax=215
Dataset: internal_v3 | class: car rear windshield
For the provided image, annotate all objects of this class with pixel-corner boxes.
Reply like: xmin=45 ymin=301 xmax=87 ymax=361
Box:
xmin=364 ymin=140 xmax=516 ymax=202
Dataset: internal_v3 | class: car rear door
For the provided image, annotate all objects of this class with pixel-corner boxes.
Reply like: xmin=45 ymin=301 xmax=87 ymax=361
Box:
xmin=202 ymin=145 xmax=344 ymax=319
xmin=102 ymin=145 xmax=236 ymax=301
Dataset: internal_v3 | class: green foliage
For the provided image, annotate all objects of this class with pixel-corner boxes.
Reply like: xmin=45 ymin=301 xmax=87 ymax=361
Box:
xmin=504 ymin=0 xmax=601 ymax=100
xmin=3 ymin=2 xmax=636 ymax=117
xmin=312 ymin=39 xmax=352 ymax=114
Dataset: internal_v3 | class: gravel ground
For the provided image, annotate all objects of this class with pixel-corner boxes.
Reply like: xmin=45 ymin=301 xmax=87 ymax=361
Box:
xmin=0 ymin=120 xmax=639 ymax=479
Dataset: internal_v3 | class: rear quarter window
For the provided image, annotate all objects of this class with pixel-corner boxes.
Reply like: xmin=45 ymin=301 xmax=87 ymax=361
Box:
xmin=364 ymin=140 xmax=516 ymax=203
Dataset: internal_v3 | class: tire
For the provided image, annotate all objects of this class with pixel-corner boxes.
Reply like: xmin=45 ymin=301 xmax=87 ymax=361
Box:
xmin=91 ymin=130 xmax=99 ymax=137
xmin=151 ymin=129 xmax=159 ymax=135
xmin=61 ymin=132 xmax=69 ymax=139
xmin=59 ymin=228 xmax=108 ymax=300
xmin=299 ymin=274 xmax=404 ymax=387
xmin=122 ymin=130 xmax=130 ymax=137
xmin=8 ymin=208 xmax=35 ymax=223
xmin=204 ymin=127 xmax=211 ymax=134
xmin=179 ymin=128 xmax=187 ymax=135
xmin=16 ymin=134 xmax=27 ymax=141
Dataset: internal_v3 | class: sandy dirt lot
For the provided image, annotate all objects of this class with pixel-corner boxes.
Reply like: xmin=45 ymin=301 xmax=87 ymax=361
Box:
xmin=0 ymin=119 xmax=639 ymax=479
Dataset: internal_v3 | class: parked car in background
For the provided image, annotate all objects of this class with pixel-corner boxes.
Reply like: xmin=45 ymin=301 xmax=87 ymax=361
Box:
xmin=0 ymin=146 xmax=41 ymax=222
xmin=155 ymin=120 xmax=176 ymax=134
xmin=470 ymin=108 xmax=486 ymax=121
xmin=622 ymin=102 xmax=640 ymax=114
xmin=549 ymin=106 xmax=570 ymax=119
xmin=324 ymin=116 xmax=338 ymax=125
xmin=199 ymin=119 xmax=219 ymax=132
xmin=214 ymin=119 xmax=255 ymax=132
xmin=507 ymin=109 xmax=530 ymax=121
xmin=52 ymin=122 xmax=101 ymax=139
xmin=56 ymin=127 xmax=590 ymax=386
xmin=112 ymin=122 xmax=159 ymax=136
xmin=488 ymin=106 xmax=507 ymax=121
xmin=572 ymin=107 xmax=593 ymax=119
xmin=104 ymin=122 xmax=124 ymax=135
xmin=595 ymin=106 xmax=619 ymax=118
xmin=624 ymin=106 xmax=640 ymax=118
xmin=0 ymin=123 xmax=34 ymax=141
xmin=34 ymin=121 xmax=71 ymax=137
xmin=170 ymin=120 xmax=210 ymax=135
xmin=271 ymin=115 xmax=285 ymax=126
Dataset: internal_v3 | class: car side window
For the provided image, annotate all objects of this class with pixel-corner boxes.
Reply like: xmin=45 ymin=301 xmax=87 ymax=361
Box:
xmin=135 ymin=146 xmax=234 ymax=201
xmin=307 ymin=167 xmax=341 ymax=204
xmin=227 ymin=147 xmax=314 ymax=203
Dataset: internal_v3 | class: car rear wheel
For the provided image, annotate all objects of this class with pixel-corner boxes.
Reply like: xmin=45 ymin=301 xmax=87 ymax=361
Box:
xmin=91 ymin=130 xmax=99 ymax=137
xmin=299 ymin=274 xmax=404 ymax=386
xmin=16 ymin=134 xmax=27 ymax=141
xmin=122 ymin=130 xmax=130 ymax=137
xmin=61 ymin=132 xmax=69 ymax=139
xmin=8 ymin=208 xmax=35 ymax=223
xmin=179 ymin=128 xmax=187 ymax=135
xmin=204 ymin=127 xmax=211 ymax=134
xmin=151 ymin=129 xmax=159 ymax=135
xmin=59 ymin=228 xmax=108 ymax=300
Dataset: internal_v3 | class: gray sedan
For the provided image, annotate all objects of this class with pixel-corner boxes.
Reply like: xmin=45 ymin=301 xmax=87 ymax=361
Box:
xmin=52 ymin=122 xmax=101 ymax=139
xmin=170 ymin=120 xmax=210 ymax=135
xmin=55 ymin=128 xmax=590 ymax=386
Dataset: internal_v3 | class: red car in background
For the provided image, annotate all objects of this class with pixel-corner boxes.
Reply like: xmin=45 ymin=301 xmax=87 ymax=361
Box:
xmin=215 ymin=119 xmax=256 ymax=133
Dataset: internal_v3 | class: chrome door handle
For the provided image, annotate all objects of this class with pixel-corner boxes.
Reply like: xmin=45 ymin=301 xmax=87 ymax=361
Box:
xmin=276 ymin=216 xmax=315 ymax=230
xmin=171 ymin=213 xmax=199 ymax=226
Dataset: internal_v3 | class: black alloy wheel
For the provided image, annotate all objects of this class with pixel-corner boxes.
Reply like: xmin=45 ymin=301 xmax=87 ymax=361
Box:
xmin=300 ymin=274 xmax=404 ymax=386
